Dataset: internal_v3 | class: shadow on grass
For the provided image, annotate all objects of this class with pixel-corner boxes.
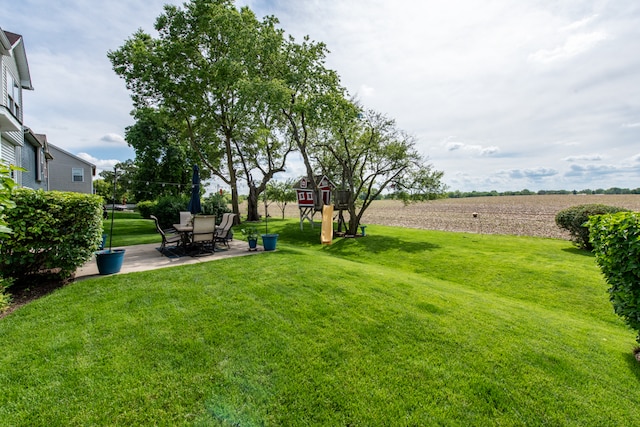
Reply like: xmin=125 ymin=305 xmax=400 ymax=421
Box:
xmin=267 ymin=221 xmax=441 ymax=255
xmin=625 ymin=350 xmax=640 ymax=381
xmin=325 ymin=235 xmax=440 ymax=255
xmin=561 ymin=247 xmax=595 ymax=257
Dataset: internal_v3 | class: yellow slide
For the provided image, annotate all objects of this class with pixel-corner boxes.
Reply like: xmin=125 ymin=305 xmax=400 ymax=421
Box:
xmin=321 ymin=204 xmax=334 ymax=245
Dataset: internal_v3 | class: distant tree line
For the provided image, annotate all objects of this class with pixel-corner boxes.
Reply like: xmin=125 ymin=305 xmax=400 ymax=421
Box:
xmin=447 ymin=188 xmax=640 ymax=198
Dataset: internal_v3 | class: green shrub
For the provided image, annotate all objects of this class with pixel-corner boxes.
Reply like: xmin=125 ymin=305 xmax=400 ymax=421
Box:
xmin=0 ymin=163 xmax=18 ymax=312
xmin=0 ymin=189 xmax=103 ymax=284
xmin=0 ymin=276 xmax=11 ymax=314
xmin=201 ymin=192 xmax=232 ymax=223
xmin=153 ymin=195 xmax=189 ymax=229
xmin=136 ymin=200 xmax=157 ymax=218
xmin=588 ymin=212 xmax=640 ymax=343
xmin=0 ymin=162 xmax=20 ymax=236
xmin=555 ymin=204 xmax=629 ymax=250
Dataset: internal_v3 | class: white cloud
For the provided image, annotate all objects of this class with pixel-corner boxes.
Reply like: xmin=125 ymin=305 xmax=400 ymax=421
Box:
xmin=623 ymin=122 xmax=640 ymax=128
xmin=561 ymin=14 xmax=599 ymax=32
xmin=503 ymin=168 xmax=559 ymax=180
xmin=563 ymin=154 xmax=604 ymax=162
xmin=357 ymin=84 xmax=375 ymax=98
xmin=76 ymin=153 xmax=120 ymax=175
xmin=100 ymin=134 xmax=126 ymax=144
xmin=529 ymin=31 xmax=610 ymax=64
xmin=565 ymin=163 xmax=621 ymax=177
xmin=444 ymin=141 xmax=500 ymax=157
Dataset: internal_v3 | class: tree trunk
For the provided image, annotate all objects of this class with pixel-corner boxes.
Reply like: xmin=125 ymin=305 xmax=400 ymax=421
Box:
xmin=247 ymin=186 xmax=260 ymax=222
xmin=221 ymin=132 xmax=239 ymax=223
xmin=347 ymin=205 xmax=360 ymax=235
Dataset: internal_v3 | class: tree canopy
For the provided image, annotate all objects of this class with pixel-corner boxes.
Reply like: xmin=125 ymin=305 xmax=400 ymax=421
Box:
xmin=124 ymin=107 xmax=197 ymax=202
xmin=108 ymin=0 xmax=297 ymax=220
xmin=108 ymin=0 xmax=445 ymax=227
xmin=314 ymin=104 xmax=446 ymax=234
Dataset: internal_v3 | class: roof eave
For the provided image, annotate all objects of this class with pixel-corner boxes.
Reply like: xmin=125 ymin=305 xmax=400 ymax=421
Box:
xmin=13 ymin=38 xmax=33 ymax=90
xmin=2 ymin=30 xmax=33 ymax=90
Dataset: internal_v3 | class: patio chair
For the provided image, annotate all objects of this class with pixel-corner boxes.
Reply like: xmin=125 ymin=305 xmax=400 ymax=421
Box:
xmin=190 ymin=215 xmax=216 ymax=256
xmin=214 ymin=213 xmax=236 ymax=247
xmin=150 ymin=215 xmax=182 ymax=255
xmin=179 ymin=211 xmax=192 ymax=227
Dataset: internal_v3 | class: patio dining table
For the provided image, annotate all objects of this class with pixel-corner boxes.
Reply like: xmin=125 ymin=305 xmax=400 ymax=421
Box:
xmin=173 ymin=223 xmax=194 ymax=247
xmin=173 ymin=222 xmax=219 ymax=249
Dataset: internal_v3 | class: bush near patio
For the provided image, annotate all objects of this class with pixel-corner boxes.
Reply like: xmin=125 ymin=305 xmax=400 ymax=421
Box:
xmin=141 ymin=195 xmax=187 ymax=228
xmin=0 ymin=162 xmax=19 ymax=313
xmin=137 ymin=194 xmax=233 ymax=227
xmin=555 ymin=203 xmax=628 ymax=250
xmin=589 ymin=211 xmax=640 ymax=343
xmin=0 ymin=189 xmax=103 ymax=284
xmin=135 ymin=200 xmax=156 ymax=219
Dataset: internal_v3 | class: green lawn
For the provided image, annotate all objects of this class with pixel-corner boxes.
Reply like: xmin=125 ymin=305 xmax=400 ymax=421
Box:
xmin=102 ymin=211 xmax=159 ymax=247
xmin=1 ymin=218 xmax=639 ymax=425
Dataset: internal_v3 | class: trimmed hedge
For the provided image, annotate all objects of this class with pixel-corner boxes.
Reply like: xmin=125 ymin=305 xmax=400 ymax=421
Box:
xmin=555 ymin=204 xmax=629 ymax=250
xmin=153 ymin=195 xmax=189 ymax=229
xmin=588 ymin=212 xmax=640 ymax=343
xmin=0 ymin=163 xmax=18 ymax=312
xmin=0 ymin=189 xmax=103 ymax=284
xmin=138 ymin=195 xmax=232 ymax=228
xmin=136 ymin=200 xmax=156 ymax=219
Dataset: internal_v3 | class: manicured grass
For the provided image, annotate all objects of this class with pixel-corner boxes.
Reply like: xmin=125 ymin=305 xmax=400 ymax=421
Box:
xmin=102 ymin=211 xmax=159 ymax=247
xmin=2 ymin=219 xmax=639 ymax=425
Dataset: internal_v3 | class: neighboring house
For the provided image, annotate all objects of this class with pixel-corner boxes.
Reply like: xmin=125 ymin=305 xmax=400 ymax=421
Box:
xmin=47 ymin=144 xmax=96 ymax=194
xmin=22 ymin=127 xmax=52 ymax=190
xmin=0 ymin=27 xmax=33 ymax=183
xmin=1 ymin=26 xmax=94 ymax=195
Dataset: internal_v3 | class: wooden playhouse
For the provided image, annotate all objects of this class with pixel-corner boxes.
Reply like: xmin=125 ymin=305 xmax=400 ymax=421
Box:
xmin=292 ymin=175 xmax=335 ymax=230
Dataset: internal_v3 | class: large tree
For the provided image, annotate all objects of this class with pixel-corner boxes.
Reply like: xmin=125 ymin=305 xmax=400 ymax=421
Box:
xmin=277 ymin=36 xmax=346 ymax=198
xmin=265 ymin=178 xmax=297 ymax=219
xmin=108 ymin=0 xmax=293 ymax=221
xmin=316 ymin=104 xmax=446 ymax=235
xmin=124 ymin=107 xmax=196 ymax=201
xmin=98 ymin=160 xmax=137 ymax=205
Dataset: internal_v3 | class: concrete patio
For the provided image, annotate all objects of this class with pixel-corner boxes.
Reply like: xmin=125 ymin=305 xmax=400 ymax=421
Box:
xmin=75 ymin=239 xmax=264 ymax=280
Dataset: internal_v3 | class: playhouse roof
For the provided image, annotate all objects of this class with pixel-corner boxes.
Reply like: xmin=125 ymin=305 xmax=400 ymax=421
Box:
xmin=292 ymin=175 xmax=336 ymax=190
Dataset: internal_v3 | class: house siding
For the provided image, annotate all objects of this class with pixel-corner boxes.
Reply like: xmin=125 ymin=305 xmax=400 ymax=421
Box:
xmin=21 ymin=141 xmax=46 ymax=189
xmin=48 ymin=144 xmax=95 ymax=194
xmin=1 ymin=136 xmax=16 ymax=165
xmin=21 ymin=140 xmax=36 ymax=188
xmin=0 ymin=29 xmax=27 ymax=178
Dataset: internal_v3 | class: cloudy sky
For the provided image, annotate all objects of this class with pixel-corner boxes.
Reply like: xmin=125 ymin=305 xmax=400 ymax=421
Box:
xmin=5 ymin=0 xmax=640 ymax=192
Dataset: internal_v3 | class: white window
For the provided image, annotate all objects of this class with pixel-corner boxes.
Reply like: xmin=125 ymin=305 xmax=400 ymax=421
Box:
xmin=6 ymin=73 xmax=21 ymax=118
xmin=72 ymin=168 xmax=84 ymax=182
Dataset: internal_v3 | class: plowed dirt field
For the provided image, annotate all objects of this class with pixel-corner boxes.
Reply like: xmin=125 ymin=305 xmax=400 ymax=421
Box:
xmin=269 ymin=194 xmax=640 ymax=240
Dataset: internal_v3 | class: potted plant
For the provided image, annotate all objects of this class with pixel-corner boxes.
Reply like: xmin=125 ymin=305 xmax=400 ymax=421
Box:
xmin=95 ymin=167 xmax=126 ymax=274
xmin=241 ymin=225 xmax=260 ymax=251
xmin=261 ymin=194 xmax=278 ymax=251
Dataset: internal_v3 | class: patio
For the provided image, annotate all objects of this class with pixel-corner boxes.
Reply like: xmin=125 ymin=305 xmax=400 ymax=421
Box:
xmin=75 ymin=239 xmax=264 ymax=280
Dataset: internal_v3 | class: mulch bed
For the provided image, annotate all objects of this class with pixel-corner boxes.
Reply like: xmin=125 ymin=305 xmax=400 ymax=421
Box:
xmin=1 ymin=276 xmax=73 ymax=319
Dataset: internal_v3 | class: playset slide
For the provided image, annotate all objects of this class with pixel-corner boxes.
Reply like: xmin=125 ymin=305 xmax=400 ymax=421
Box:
xmin=321 ymin=204 xmax=334 ymax=245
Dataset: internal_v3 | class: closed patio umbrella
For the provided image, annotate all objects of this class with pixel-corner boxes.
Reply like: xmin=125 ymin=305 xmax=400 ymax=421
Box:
xmin=187 ymin=164 xmax=202 ymax=214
